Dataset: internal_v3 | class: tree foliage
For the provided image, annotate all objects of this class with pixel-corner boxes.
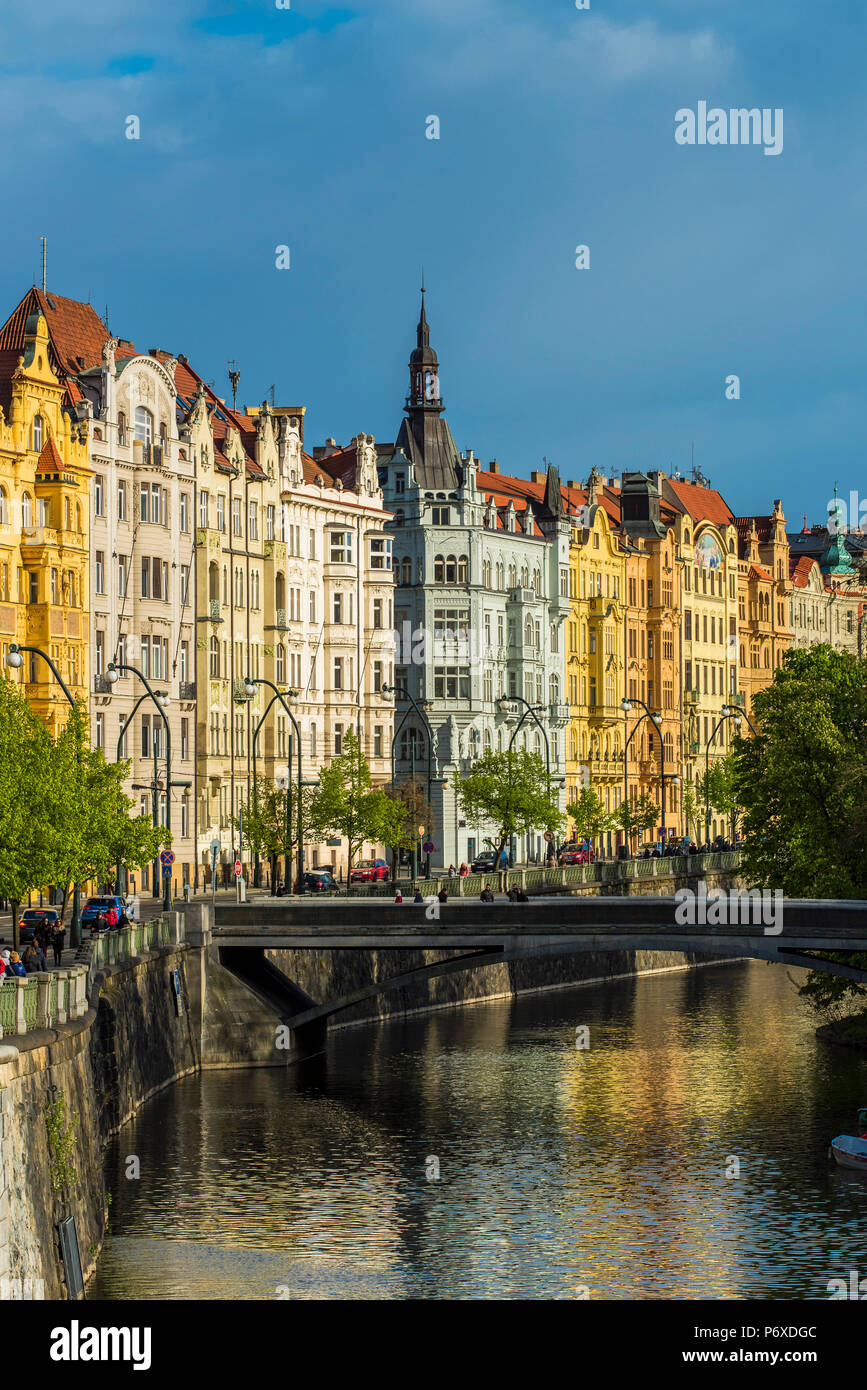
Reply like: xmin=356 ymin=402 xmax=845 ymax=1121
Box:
xmin=385 ymin=777 xmax=434 ymax=853
xmin=566 ymin=784 xmax=612 ymax=844
xmin=614 ymin=793 xmax=658 ymax=849
xmin=454 ymin=749 xmax=563 ymax=861
xmin=309 ymin=727 xmax=405 ymax=874
xmin=733 ymin=645 xmax=867 ymax=898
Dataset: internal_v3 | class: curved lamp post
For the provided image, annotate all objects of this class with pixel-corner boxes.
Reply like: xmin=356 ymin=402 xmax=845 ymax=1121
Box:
xmin=6 ymin=642 xmax=82 ymax=946
xmin=242 ymin=678 xmax=305 ymax=894
xmin=383 ymin=683 xmax=435 ymax=880
xmin=704 ymin=703 xmax=757 ymax=845
xmin=621 ymin=696 xmax=664 ymax=851
xmin=107 ymin=662 xmax=172 ymax=908
xmin=496 ymin=695 xmax=553 ymax=865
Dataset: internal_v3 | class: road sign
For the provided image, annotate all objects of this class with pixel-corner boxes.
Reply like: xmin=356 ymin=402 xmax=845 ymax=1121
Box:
xmin=417 ymin=825 xmax=425 ymax=836
xmin=160 ymin=849 xmax=175 ymax=865
xmin=543 ymin=831 xmax=555 ymax=843
xmin=209 ymin=838 xmax=221 ymax=856
xmin=422 ymin=839 xmax=435 ymax=855
xmin=234 ymin=859 xmax=242 ymax=878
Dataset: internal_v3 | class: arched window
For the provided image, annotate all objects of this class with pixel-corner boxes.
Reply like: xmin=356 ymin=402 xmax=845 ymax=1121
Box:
xmin=75 ymin=502 xmax=82 ymax=532
xmin=570 ymin=730 xmax=577 ymax=761
xmin=208 ymin=562 xmax=219 ymax=602
xmin=276 ymin=572 xmax=286 ymax=611
xmin=401 ymin=557 xmax=412 ymax=586
xmin=550 ymin=673 xmax=560 ymax=704
xmin=532 ymin=568 xmax=540 ymax=594
xmin=496 ymin=563 xmax=504 ymax=590
xmin=445 ymin=555 xmax=456 ymax=583
xmin=0 ymin=487 xmax=7 ymax=524
xmin=457 ymin=555 xmax=468 ymax=583
xmin=32 ymin=415 xmax=43 ymax=451
xmin=520 ymin=565 xmax=529 ymax=588
xmin=64 ymin=498 xmax=72 ymax=529
xmin=483 ymin=728 xmax=492 ymax=753
xmin=117 ymin=411 xmax=127 ymax=445
xmin=134 ymin=406 xmax=153 ymax=444
xmin=525 ymin=617 xmax=534 ymax=645
xmin=433 ymin=555 xmax=444 ymax=582
xmin=483 ymin=559 xmax=491 ymax=587
xmin=276 ymin=644 xmax=285 ymax=683
xmin=508 ymin=564 xmax=517 ymax=588
xmin=209 ymin=636 xmax=220 ymax=677
xmin=496 ymin=728 xmax=503 ymax=752
xmin=21 ymin=493 xmax=32 ymax=528
xmin=159 ymin=420 xmax=168 ymax=452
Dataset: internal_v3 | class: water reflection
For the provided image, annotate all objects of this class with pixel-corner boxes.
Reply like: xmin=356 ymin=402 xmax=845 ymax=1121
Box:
xmin=90 ymin=961 xmax=867 ymax=1300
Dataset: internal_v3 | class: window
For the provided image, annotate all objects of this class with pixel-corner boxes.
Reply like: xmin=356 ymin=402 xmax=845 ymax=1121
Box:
xmin=141 ymin=715 xmax=151 ymax=759
xmin=433 ymin=666 xmax=470 ymax=699
xmin=432 ymin=506 xmax=450 ymax=524
xmin=94 ymin=476 xmax=104 ymax=517
xmin=248 ymin=500 xmax=258 ymax=540
xmin=395 ymin=473 xmax=406 ymax=494
xmin=276 ymin=644 xmax=285 ymax=683
xmin=334 ymin=723 xmax=343 ymax=756
xmin=116 ymin=480 xmax=126 ymax=522
xmin=373 ymin=661 xmax=383 ymax=693
xmin=329 ymin=530 xmax=353 ymax=563
xmin=181 ymin=565 xmax=190 ymax=605
xmin=134 ymin=407 xmax=153 ymax=444
xmin=33 ymin=415 xmax=43 ymax=451
xmin=370 ymin=537 xmax=390 ymax=569
xmin=266 ymin=504 xmax=275 ymax=540
xmin=374 ymin=725 xmax=383 ymax=758
xmin=209 ymin=636 xmax=220 ymax=677
xmin=180 ymin=493 xmax=189 ymax=532
xmin=216 ymin=494 xmax=225 ymax=532
xmin=117 ymin=412 xmax=127 ymax=446
xmin=373 ymin=598 xmax=383 ymax=629
xmin=199 ymin=490 xmax=210 ymax=529
xmin=332 ymin=592 xmax=343 ymax=624
xmin=333 ymin=657 xmax=344 ymax=690
xmin=95 ymin=551 xmax=105 ymax=594
xmin=232 ymin=498 xmax=242 ymax=536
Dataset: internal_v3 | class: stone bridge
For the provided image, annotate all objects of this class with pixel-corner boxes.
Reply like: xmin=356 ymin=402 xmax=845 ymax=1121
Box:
xmin=182 ymin=897 xmax=867 ymax=1054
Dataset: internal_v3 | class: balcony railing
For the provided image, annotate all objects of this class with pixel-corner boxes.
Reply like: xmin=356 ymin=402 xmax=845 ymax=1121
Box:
xmin=179 ymin=681 xmax=196 ymax=700
xmin=93 ymin=674 xmax=113 ymax=694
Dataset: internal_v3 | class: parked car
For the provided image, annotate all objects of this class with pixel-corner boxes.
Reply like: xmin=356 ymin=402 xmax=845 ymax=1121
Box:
xmin=350 ymin=858 xmax=389 ymax=883
xmin=293 ymin=870 xmax=336 ymax=894
xmin=17 ymin=908 xmax=60 ymax=943
xmin=81 ymin=895 xmax=124 ymax=929
xmin=471 ymin=851 xmax=498 ymax=874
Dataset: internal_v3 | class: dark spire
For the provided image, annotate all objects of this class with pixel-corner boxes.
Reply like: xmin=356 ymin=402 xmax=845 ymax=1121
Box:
xmin=394 ymin=285 xmax=461 ymax=491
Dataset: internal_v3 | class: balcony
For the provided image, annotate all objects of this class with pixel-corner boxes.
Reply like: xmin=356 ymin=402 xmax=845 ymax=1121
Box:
xmin=728 ymin=691 xmax=745 ymax=708
xmin=179 ymin=681 xmax=196 ymax=701
xmin=196 ymin=598 xmax=223 ymax=624
xmin=507 ymin=587 xmax=537 ymax=605
xmin=684 ymin=689 xmax=699 ymax=705
xmin=549 ymin=703 xmax=570 ymax=723
xmin=93 ymin=674 xmax=113 ymax=694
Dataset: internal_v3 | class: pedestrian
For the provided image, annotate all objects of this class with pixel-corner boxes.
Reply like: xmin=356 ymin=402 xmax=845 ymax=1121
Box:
xmin=52 ymin=923 xmax=65 ymax=966
xmin=34 ymin=940 xmax=47 ymax=971
xmin=459 ymin=862 xmax=469 ymax=877
xmin=507 ymin=886 xmax=518 ymax=903
xmin=394 ymin=889 xmax=403 ymax=904
xmin=437 ymin=888 xmax=448 ymax=904
xmin=22 ymin=944 xmax=39 ymax=974
xmin=448 ymin=864 xmax=456 ymax=879
xmin=8 ymin=952 xmax=26 ymax=977
xmin=480 ymin=887 xmax=495 ymax=903
xmin=413 ymin=890 xmax=424 ymax=904
xmin=106 ymin=905 xmax=119 ymax=929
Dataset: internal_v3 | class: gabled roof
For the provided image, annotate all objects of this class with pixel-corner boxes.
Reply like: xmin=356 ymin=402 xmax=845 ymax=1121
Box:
xmin=36 ymin=437 xmax=65 ymax=471
xmin=175 ymin=357 xmax=265 ymax=478
xmin=789 ymin=554 xmax=818 ymax=588
xmin=663 ymin=477 xmax=734 ymax=528
xmin=747 ymin=563 xmax=773 ymax=582
xmin=0 ymin=286 xmax=111 ymax=413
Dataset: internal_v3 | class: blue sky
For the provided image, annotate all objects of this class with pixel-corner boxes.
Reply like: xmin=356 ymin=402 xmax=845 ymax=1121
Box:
xmin=1 ymin=0 xmax=863 ymax=523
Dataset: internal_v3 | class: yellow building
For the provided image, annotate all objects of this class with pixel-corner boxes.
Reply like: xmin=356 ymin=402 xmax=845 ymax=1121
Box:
xmin=0 ymin=309 xmax=91 ymax=729
xmin=563 ymin=471 xmax=626 ymax=848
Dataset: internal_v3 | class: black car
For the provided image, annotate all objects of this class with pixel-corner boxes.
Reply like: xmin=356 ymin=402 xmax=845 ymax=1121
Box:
xmin=17 ymin=908 xmax=60 ymax=943
xmin=293 ymin=870 xmax=336 ymax=893
xmin=471 ymin=852 xmax=498 ymax=874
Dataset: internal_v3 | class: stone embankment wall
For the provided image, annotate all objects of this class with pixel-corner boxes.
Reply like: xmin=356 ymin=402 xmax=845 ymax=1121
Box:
xmin=0 ymin=947 xmax=197 ymax=1300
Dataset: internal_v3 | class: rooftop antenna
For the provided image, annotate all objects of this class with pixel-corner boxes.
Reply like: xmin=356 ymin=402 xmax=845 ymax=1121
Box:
xmin=228 ymin=360 xmax=241 ymax=411
xmin=267 ymin=384 xmax=276 ymax=407
xmin=40 ymin=237 xmax=46 ymax=293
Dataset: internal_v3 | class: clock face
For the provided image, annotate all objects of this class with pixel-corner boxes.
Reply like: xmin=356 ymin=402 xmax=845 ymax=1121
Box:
xmin=696 ymin=532 xmax=723 ymax=570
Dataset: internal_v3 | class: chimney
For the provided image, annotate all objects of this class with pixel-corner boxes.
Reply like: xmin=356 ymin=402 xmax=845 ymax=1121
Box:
xmin=488 ymin=459 xmax=499 ymax=474
xmin=530 ymin=470 xmax=545 ymax=485
xmin=566 ymin=479 xmax=576 ymax=489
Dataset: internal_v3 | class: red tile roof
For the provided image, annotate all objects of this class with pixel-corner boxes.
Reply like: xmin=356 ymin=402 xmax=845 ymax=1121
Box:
xmin=0 ymin=287 xmax=112 ymax=413
xmin=666 ymin=478 xmax=734 ymax=527
xmin=747 ymin=563 xmax=774 ymax=582
xmin=789 ymin=555 xmax=817 ymax=588
xmin=36 ymin=437 xmax=64 ymax=471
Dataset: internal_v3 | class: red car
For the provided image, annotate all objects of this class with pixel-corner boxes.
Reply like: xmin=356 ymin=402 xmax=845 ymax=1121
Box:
xmin=559 ymin=845 xmax=595 ymax=865
xmin=350 ymin=858 xmax=390 ymax=883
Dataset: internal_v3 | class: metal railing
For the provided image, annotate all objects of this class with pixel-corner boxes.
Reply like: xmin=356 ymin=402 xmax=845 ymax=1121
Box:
xmin=0 ymin=916 xmax=175 ymax=1038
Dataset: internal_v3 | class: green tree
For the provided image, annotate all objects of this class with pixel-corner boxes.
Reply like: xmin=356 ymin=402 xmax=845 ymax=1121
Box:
xmin=705 ymin=753 xmax=740 ymax=840
xmin=0 ymin=678 xmax=57 ymax=948
xmin=385 ymin=777 xmax=434 ymax=871
xmin=309 ymin=728 xmax=405 ymax=884
xmin=48 ymin=706 xmax=164 ymax=917
xmin=731 ymin=646 xmax=867 ymax=1020
xmin=681 ymin=782 xmax=700 ymax=842
xmin=614 ymin=794 xmax=658 ymax=852
xmin=733 ymin=645 xmax=867 ymax=898
xmin=454 ymin=749 xmax=563 ymax=864
xmin=235 ymin=778 xmax=316 ymax=892
xmin=566 ymin=784 xmax=612 ymax=846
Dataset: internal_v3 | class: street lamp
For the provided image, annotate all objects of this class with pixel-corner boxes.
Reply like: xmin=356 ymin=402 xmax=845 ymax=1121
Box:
xmin=704 ymin=703 xmax=757 ymax=845
xmin=107 ymin=661 xmax=173 ymax=909
xmin=6 ymin=642 xmax=83 ymax=946
xmin=496 ymin=695 xmax=553 ymax=864
xmin=622 ymin=696 xmax=664 ymax=853
xmin=243 ymin=678 xmax=305 ymax=894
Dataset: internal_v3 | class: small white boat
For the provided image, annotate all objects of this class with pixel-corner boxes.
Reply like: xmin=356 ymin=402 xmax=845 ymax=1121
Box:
xmin=830 ymin=1108 xmax=867 ymax=1171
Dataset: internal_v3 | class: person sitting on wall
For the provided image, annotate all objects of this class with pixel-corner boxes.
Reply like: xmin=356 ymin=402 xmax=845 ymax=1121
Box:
xmin=515 ymin=888 xmax=529 ymax=903
xmin=480 ymin=887 xmax=495 ymax=903
xmin=413 ymin=890 xmax=424 ymax=904
xmin=437 ymin=888 xmax=448 ymax=904
xmin=394 ymin=889 xmax=403 ymax=904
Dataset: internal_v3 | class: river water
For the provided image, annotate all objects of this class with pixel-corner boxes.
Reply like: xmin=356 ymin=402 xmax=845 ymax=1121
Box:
xmin=90 ymin=960 xmax=867 ymax=1300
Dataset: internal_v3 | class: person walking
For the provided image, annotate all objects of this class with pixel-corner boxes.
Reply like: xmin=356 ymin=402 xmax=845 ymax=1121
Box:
xmin=52 ymin=923 xmax=65 ymax=967
xmin=448 ymin=864 xmax=456 ymax=879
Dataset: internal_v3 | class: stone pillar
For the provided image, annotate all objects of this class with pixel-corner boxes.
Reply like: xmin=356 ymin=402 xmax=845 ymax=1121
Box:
xmin=74 ymin=966 xmax=87 ymax=1018
xmin=55 ymin=972 xmax=68 ymax=1025
xmin=182 ymin=903 xmax=212 ymax=1068
xmin=35 ymin=974 xmax=51 ymax=1030
xmin=14 ymin=980 xmax=27 ymax=1035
